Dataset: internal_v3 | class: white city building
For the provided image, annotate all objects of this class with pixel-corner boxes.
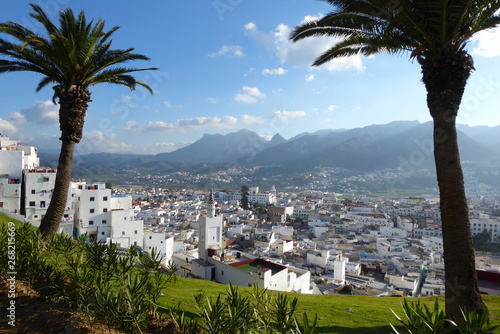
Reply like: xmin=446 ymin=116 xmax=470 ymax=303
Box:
xmin=143 ymin=231 xmax=174 ymax=266
xmin=470 ymin=214 xmax=500 ymax=243
xmin=23 ymin=167 xmax=74 ymax=234
xmin=74 ymin=182 xmax=112 ymax=242
xmin=0 ymin=136 xmax=39 ymax=214
xmin=107 ymin=194 xmax=144 ymax=248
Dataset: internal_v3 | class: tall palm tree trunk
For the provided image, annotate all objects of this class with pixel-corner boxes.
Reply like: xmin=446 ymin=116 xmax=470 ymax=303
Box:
xmin=422 ymin=55 xmax=487 ymax=320
xmin=39 ymin=85 xmax=90 ymax=241
xmin=38 ymin=139 xmax=75 ymax=239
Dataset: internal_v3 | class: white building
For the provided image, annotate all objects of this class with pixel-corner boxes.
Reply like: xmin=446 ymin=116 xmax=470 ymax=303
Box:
xmin=23 ymin=167 xmax=74 ymax=234
xmin=214 ymin=258 xmax=311 ymax=294
xmin=197 ymin=193 xmax=223 ymax=262
xmin=0 ymin=136 xmax=39 ymax=214
xmin=470 ymin=214 xmax=500 ymax=243
xmin=143 ymin=231 xmax=174 ymax=266
xmin=106 ymin=194 xmax=144 ymax=248
xmin=74 ymin=182 xmax=112 ymax=242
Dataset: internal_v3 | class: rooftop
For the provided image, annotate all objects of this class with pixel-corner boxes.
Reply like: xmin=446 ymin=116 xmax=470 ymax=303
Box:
xmin=229 ymin=258 xmax=287 ymax=276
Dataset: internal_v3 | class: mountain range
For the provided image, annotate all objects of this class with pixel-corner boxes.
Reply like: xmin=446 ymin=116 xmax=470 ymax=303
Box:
xmin=39 ymin=121 xmax=500 ymax=183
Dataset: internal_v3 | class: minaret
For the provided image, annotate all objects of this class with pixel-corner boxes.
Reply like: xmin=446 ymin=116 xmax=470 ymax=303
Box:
xmin=198 ymin=191 xmax=223 ymax=262
xmin=208 ymin=191 xmax=215 ymax=218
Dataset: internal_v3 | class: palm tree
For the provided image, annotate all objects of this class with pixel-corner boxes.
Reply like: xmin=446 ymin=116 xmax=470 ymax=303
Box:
xmin=290 ymin=0 xmax=500 ymax=320
xmin=0 ymin=4 xmax=157 ymax=241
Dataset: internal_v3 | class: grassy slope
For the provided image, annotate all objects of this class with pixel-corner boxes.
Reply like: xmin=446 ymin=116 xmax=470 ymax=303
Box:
xmin=159 ymin=276 xmax=500 ymax=334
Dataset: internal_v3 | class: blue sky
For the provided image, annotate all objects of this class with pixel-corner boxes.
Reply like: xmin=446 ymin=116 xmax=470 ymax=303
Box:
xmin=0 ymin=1 xmax=499 ymax=155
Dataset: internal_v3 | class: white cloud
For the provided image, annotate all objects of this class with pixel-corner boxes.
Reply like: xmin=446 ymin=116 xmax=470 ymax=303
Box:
xmin=234 ymin=94 xmax=258 ymax=104
xmin=273 ymin=110 xmax=307 ymax=121
xmin=20 ymin=101 xmax=58 ymax=126
xmin=262 ymin=67 xmax=288 ymax=76
xmin=246 ymin=20 xmax=365 ymax=72
xmin=471 ymin=27 xmax=500 ymax=57
xmin=75 ymin=131 xmax=133 ymax=155
xmin=209 ymin=45 xmax=244 ymax=57
xmin=234 ymin=86 xmax=266 ymax=104
xmin=74 ymin=132 xmax=193 ymax=155
xmin=7 ymin=112 xmax=27 ymax=127
xmin=124 ymin=114 xmax=265 ymax=135
xmin=164 ymin=100 xmax=183 ymax=110
xmin=305 ymin=74 xmax=315 ymax=82
xmin=327 ymin=105 xmax=338 ymax=112
xmin=0 ymin=118 xmax=18 ymax=136
xmin=25 ymin=134 xmax=59 ymax=152
xmin=245 ymin=22 xmax=275 ymax=51
xmin=206 ymin=97 xmax=218 ymax=104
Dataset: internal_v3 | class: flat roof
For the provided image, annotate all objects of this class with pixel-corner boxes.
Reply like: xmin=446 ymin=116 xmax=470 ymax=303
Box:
xmin=229 ymin=258 xmax=287 ymax=276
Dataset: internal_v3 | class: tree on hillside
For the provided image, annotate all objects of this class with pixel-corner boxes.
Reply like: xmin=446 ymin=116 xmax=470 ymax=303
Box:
xmin=290 ymin=0 xmax=500 ymax=320
xmin=240 ymin=185 xmax=251 ymax=210
xmin=0 ymin=4 xmax=157 ymax=240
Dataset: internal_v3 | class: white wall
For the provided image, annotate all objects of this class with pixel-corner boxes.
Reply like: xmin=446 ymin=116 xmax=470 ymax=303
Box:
xmin=143 ymin=232 xmax=174 ymax=265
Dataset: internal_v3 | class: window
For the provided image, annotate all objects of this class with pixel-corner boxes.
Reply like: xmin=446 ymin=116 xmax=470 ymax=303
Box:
xmin=221 ymin=271 xmax=224 ymax=275
xmin=31 ymin=189 xmax=36 ymax=194
xmin=103 ymin=208 xmax=108 ymax=213
xmin=102 ymin=220 xmax=107 ymax=224
xmin=90 ymin=197 xmax=95 ymax=202
xmin=134 ymin=230 xmax=138 ymax=234
xmin=40 ymin=201 xmax=45 ymax=208
xmin=43 ymin=177 xmax=49 ymax=182
xmin=90 ymin=209 xmax=95 ymax=213
xmin=89 ymin=221 xmax=94 ymax=225
xmin=29 ymin=201 xmax=36 ymax=207
xmin=102 ymin=232 xmax=105 ymax=235
xmin=122 ymin=231 xmax=125 ymax=235
xmin=103 ymin=196 xmax=108 ymax=201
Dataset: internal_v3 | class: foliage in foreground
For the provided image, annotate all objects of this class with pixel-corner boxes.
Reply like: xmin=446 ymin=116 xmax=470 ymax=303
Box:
xmin=391 ymin=299 xmax=499 ymax=334
xmin=169 ymin=283 xmax=317 ymax=334
xmin=0 ymin=222 xmax=173 ymax=333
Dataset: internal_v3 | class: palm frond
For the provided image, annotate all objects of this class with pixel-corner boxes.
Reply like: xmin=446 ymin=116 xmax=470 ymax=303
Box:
xmin=291 ymin=0 xmax=500 ymax=66
xmin=0 ymin=4 xmax=157 ymax=93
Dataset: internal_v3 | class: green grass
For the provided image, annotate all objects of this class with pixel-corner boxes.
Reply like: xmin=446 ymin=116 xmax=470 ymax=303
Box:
xmin=0 ymin=212 xmax=24 ymax=226
xmin=159 ymin=277 xmax=500 ymax=334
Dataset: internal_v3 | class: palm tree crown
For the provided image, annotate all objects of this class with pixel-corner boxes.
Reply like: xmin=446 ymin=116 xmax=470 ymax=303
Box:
xmin=0 ymin=4 xmax=155 ymax=104
xmin=291 ymin=0 xmax=500 ymax=66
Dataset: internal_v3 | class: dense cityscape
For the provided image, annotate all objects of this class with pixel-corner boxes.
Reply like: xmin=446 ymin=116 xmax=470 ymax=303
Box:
xmin=1 ymin=135 xmax=499 ymax=300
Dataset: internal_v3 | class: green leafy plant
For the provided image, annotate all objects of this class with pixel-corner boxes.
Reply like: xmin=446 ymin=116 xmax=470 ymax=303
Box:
xmin=194 ymin=293 xmax=228 ymax=334
xmin=391 ymin=299 xmax=456 ymax=333
xmin=250 ymin=284 xmax=274 ymax=333
xmin=169 ymin=302 xmax=200 ymax=334
xmin=273 ymin=293 xmax=299 ymax=334
xmin=294 ymin=312 xmax=318 ymax=334
xmin=457 ymin=308 xmax=499 ymax=334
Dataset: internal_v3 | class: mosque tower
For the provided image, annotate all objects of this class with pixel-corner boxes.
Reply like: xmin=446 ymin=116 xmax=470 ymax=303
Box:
xmin=198 ymin=191 xmax=223 ymax=262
